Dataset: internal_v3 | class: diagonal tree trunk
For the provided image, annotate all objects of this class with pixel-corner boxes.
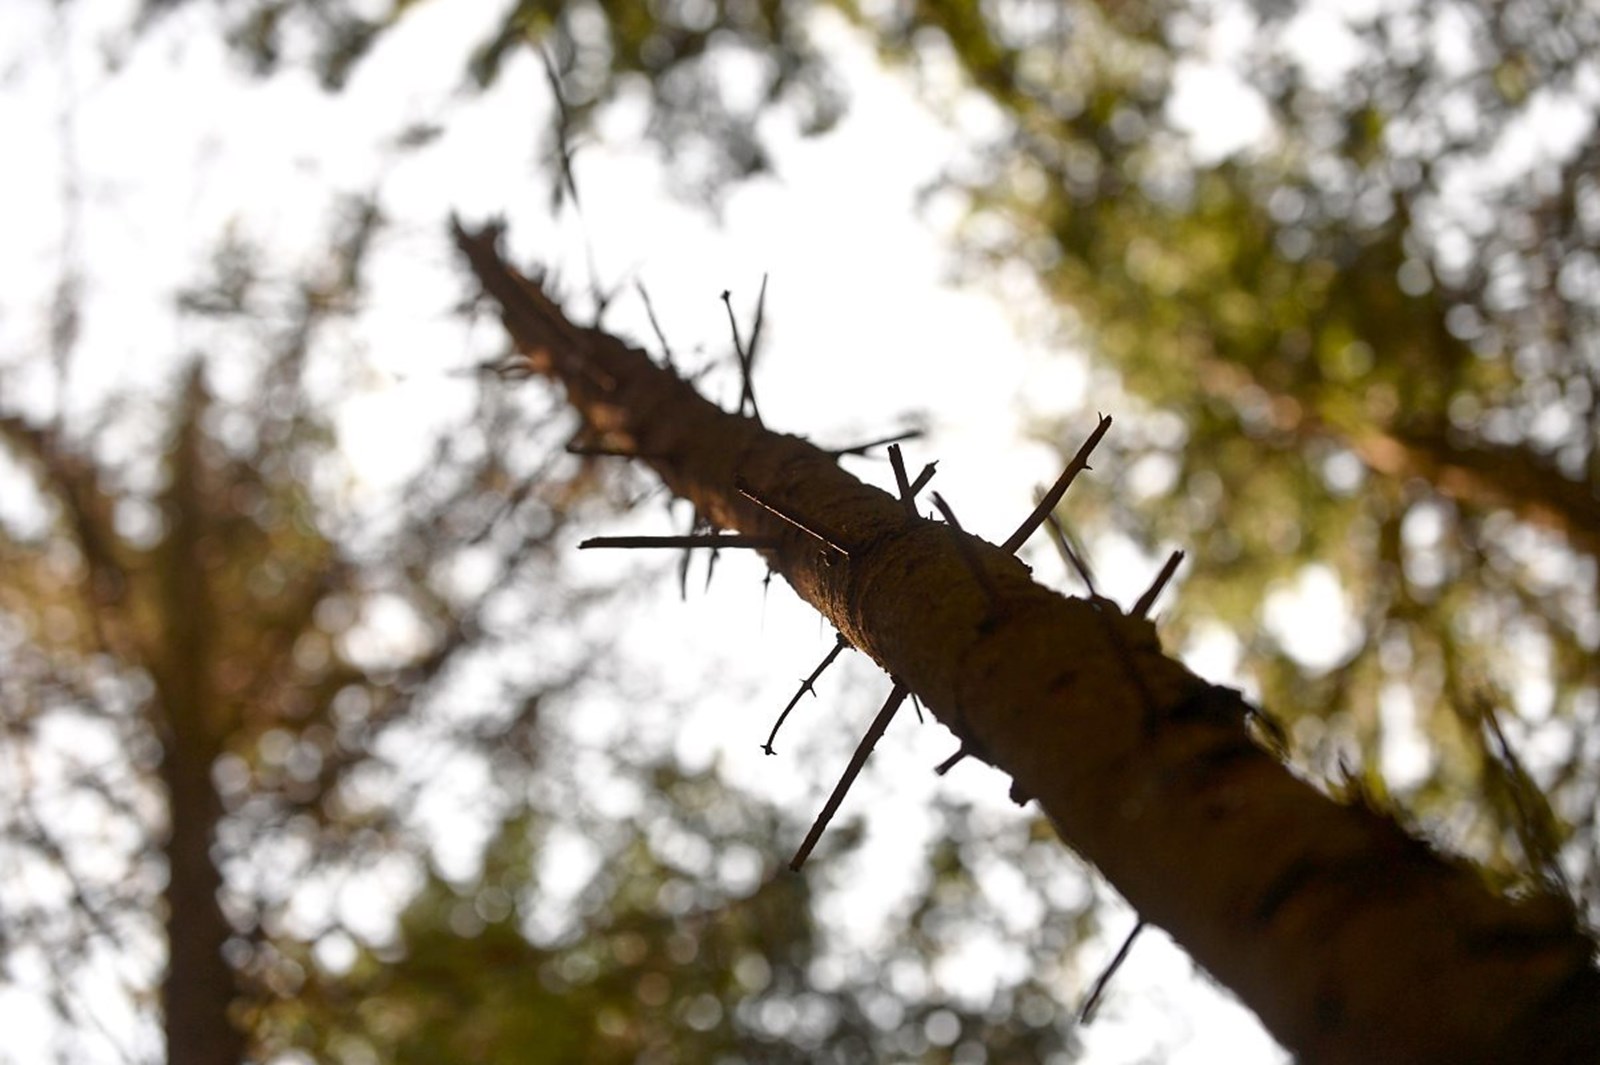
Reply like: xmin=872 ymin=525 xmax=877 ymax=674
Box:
xmin=455 ymin=220 xmax=1600 ymax=1063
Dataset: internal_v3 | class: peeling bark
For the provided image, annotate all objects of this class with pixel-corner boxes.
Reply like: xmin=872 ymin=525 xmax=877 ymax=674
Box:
xmin=456 ymin=221 xmax=1600 ymax=1063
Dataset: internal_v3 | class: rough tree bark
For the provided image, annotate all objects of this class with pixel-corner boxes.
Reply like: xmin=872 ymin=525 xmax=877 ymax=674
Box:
xmin=455 ymin=221 xmax=1600 ymax=1063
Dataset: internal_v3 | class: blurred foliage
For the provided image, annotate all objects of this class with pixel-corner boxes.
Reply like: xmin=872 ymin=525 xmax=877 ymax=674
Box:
xmin=167 ymin=0 xmax=1600 ymax=910
xmin=135 ymin=0 xmax=847 ymax=205
xmin=0 ymin=195 xmax=620 ymax=1059
xmin=26 ymin=0 xmax=1600 ymax=1056
xmin=189 ymin=0 xmax=1600 ymax=902
xmin=2 ymin=56 xmax=1091 ymax=1065
xmin=880 ymin=0 xmax=1600 ymax=909
xmin=253 ymin=768 xmax=1083 ymax=1064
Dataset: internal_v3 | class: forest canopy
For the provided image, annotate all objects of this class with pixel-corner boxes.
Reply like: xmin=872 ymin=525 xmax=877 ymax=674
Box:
xmin=3 ymin=0 xmax=1597 ymax=1060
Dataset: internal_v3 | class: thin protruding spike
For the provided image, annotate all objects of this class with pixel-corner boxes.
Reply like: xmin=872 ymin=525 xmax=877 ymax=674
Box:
xmin=908 ymin=462 xmax=938 ymax=500
xmin=536 ymin=44 xmax=581 ymax=212
xmin=720 ymin=288 xmax=763 ymax=423
xmin=888 ymin=444 xmax=917 ymax=517
xmin=931 ymin=492 xmax=1002 ymax=609
xmin=1132 ymin=549 xmax=1184 ymax=619
xmin=1047 ymin=513 xmax=1099 ymax=591
xmin=762 ymin=634 xmax=850 ymax=756
xmin=1046 ymin=513 xmax=1162 ymax=728
xmin=635 ymin=281 xmax=675 ymax=369
xmin=704 ymin=539 xmax=721 ymax=592
xmin=1001 ymin=414 xmax=1112 ymax=554
xmin=676 ymin=512 xmax=705 ymax=600
xmin=536 ymin=45 xmax=615 ymax=324
xmin=830 ymin=428 xmax=925 ymax=459
xmin=580 ymin=534 xmax=780 ymax=549
xmin=748 ymin=273 xmax=769 ymax=370
xmin=472 ymin=355 xmax=537 ymax=380
xmin=934 ymin=748 xmax=966 ymax=775
xmin=1079 ymin=918 xmax=1147 ymax=1024
xmin=565 ymin=442 xmax=666 ymax=458
xmin=736 ymin=477 xmax=854 ymax=556
xmin=790 ymin=683 xmax=909 ymax=871
xmin=1479 ymin=696 xmax=1569 ymax=892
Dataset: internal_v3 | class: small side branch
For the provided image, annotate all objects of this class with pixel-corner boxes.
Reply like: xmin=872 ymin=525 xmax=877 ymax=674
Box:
xmin=580 ymin=534 xmax=780 ymax=550
xmin=721 ymin=283 xmax=766 ymax=423
xmin=677 ymin=510 xmax=710 ymax=598
xmin=931 ymin=492 xmax=1002 ymax=610
xmin=790 ymin=683 xmax=909 ymax=871
xmin=748 ymin=273 xmax=769 ymax=368
xmin=1478 ymin=694 xmax=1570 ymax=893
xmin=889 ymin=443 xmax=917 ymax=517
xmin=1132 ymin=550 xmax=1184 ymax=619
xmin=565 ymin=442 xmax=668 ymax=459
xmin=1079 ymin=917 xmax=1147 ymax=1024
xmin=1000 ymin=414 xmax=1112 ymax=554
xmin=635 ymin=280 xmax=675 ymax=370
xmin=473 ymin=354 xmax=538 ymax=380
xmin=537 ymin=44 xmax=582 ymax=212
xmin=762 ymin=633 xmax=850 ymax=756
xmin=888 ymin=444 xmax=938 ymax=519
xmin=1045 ymin=514 xmax=1159 ymax=719
xmin=829 ymin=428 xmax=924 ymax=459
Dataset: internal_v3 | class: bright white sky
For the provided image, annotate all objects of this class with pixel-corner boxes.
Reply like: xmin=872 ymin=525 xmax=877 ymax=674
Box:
xmin=0 ymin=0 xmax=1309 ymax=1061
